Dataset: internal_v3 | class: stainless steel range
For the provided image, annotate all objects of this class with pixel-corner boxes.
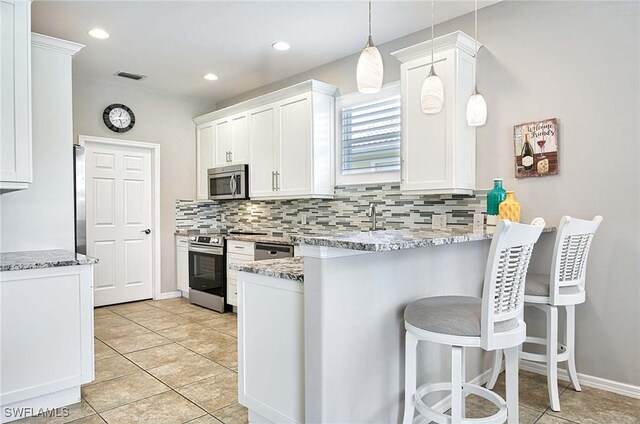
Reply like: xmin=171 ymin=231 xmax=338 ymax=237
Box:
xmin=188 ymin=235 xmax=226 ymax=312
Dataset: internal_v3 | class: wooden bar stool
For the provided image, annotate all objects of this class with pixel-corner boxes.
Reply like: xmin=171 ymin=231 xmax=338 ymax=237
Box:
xmin=487 ymin=216 xmax=603 ymax=412
xmin=402 ymin=218 xmax=545 ymax=424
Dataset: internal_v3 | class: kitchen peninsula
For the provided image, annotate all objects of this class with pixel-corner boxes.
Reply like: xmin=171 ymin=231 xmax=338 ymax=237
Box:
xmin=0 ymin=250 xmax=97 ymax=422
xmin=234 ymin=226 xmax=554 ymax=423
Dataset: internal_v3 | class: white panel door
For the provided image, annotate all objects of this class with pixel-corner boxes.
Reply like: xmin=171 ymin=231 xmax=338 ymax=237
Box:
xmin=196 ymin=123 xmax=214 ymax=200
xmin=401 ymin=53 xmax=452 ymax=192
xmin=86 ymin=143 xmax=153 ymax=306
xmin=278 ymin=95 xmax=312 ymax=196
xmin=230 ymin=113 xmax=249 ymax=164
xmin=249 ymin=105 xmax=277 ymax=198
xmin=214 ymin=119 xmax=230 ymax=167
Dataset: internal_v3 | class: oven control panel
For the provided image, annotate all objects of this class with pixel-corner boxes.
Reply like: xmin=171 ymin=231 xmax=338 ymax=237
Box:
xmin=189 ymin=235 xmax=223 ymax=247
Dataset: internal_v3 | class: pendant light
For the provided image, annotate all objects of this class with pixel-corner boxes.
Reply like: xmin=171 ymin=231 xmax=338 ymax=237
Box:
xmin=466 ymin=0 xmax=487 ymax=126
xmin=357 ymin=1 xmax=383 ymax=94
xmin=421 ymin=0 xmax=444 ymax=114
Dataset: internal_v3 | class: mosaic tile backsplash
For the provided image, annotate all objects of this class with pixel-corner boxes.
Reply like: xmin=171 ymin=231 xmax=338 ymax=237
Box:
xmin=176 ymin=184 xmax=487 ymax=234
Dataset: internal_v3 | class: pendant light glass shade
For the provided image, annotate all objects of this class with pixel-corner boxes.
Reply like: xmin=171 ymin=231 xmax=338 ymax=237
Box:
xmin=466 ymin=0 xmax=487 ymax=127
xmin=421 ymin=0 xmax=443 ymax=114
xmin=357 ymin=36 xmax=383 ymax=94
xmin=421 ymin=66 xmax=444 ymax=114
xmin=466 ymin=89 xmax=487 ymax=126
xmin=357 ymin=2 xmax=383 ymax=94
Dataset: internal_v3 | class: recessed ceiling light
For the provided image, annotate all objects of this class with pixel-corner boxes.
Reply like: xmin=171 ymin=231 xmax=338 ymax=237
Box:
xmin=203 ymin=73 xmax=219 ymax=81
xmin=272 ymin=41 xmax=291 ymax=51
xmin=88 ymin=28 xmax=109 ymax=39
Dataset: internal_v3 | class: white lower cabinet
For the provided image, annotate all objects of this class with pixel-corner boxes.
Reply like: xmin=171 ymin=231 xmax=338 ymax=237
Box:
xmin=176 ymin=235 xmax=189 ymax=295
xmin=0 ymin=265 xmax=94 ymax=422
xmin=226 ymin=240 xmax=255 ymax=307
xmin=238 ymin=271 xmax=304 ymax=423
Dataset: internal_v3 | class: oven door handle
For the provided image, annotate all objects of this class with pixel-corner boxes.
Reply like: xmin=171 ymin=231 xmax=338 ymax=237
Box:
xmin=188 ymin=246 xmax=223 ymax=255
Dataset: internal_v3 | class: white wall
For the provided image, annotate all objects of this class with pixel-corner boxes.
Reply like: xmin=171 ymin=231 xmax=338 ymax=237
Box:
xmin=72 ymin=77 xmax=214 ymax=294
xmin=0 ymin=42 xmax=76 ymax=252
xmin=219 ymin=1 xmax=640 ymax=386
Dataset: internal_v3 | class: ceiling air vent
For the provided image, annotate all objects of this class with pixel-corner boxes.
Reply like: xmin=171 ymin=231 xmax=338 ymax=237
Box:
xmin=114 ymin=71 xmax=147 ymax=81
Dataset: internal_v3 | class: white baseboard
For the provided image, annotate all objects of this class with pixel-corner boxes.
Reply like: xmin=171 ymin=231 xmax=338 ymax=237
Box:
xmin=155 ymin=291 xmax=182 ymax=300
xmin=519 ymin=360 xmax=640 ymax=400
xmin=413 ymin=368 xmax=494 ymax=424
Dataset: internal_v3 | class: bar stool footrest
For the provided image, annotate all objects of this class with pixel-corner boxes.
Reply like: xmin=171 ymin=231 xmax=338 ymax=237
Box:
xmin=522 ymin=336 xmax=570 ymax=363
xmin=414 ymin=382 xmax=508 ymax=424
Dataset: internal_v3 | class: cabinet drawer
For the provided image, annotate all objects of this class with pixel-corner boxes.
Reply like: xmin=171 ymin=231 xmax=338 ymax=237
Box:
xmin=176 ymin=235 xmax=189 ymax=246
xmin=227 ymin=253 xmax=254 ymax=264
xmin=227 ymin=240 xmax=254 ymax=255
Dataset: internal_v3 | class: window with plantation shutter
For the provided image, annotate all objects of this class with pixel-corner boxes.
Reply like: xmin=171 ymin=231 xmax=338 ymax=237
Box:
xmin=337 ymin=83 xmax=401 ymax=184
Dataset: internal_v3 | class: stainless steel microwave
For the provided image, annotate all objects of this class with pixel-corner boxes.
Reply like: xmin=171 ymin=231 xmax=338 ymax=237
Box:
xmin=208 ymin=164 xmax=249 ymax=200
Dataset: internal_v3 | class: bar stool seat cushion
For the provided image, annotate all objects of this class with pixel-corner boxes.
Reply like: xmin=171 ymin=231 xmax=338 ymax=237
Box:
xmin=525 ymin=273 xmax=581 ymax=297
xmin=404 ymin=296 xmax=518 ymax=337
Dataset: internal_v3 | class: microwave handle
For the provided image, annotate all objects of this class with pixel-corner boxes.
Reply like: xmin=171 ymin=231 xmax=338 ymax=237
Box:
xmin=230 ymin=174 xmax=237 ymax=195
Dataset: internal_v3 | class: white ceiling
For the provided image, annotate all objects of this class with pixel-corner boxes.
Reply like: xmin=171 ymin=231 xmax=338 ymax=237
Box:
xmin=32 ymin=1 xmax=499 ymax=104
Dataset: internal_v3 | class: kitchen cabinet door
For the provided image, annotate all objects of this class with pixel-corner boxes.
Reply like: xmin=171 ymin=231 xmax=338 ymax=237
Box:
xmin=0 ymin=0 xmax=32 ymax=191
xmin=392 ymin=32 xmax=477 ymax=195
xmin=249 ymin=105 xmax=277 ymax=198
xmin=277 ymin=95 xmax=312 ymax=196
xmin=214 ymin=119 xmax=231 ymax=167
xmin=176 ymin=236 xmax=189 ymax=294
xmin=196 ymin=123 xmax=214 ymax=200
xmin=230 ymin=113 xmax=248 ymax=164
xmin=401 ymin=54 xmax=451 ymax=192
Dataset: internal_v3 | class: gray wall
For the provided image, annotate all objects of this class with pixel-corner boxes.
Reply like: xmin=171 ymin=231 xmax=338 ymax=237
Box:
xmin=72 ymin=77 xmax=215 ymax=294
xmin=219 ymin=1 xmax=640 ymax=386
xmin=1 ymin=44 xmax=76 ymax=252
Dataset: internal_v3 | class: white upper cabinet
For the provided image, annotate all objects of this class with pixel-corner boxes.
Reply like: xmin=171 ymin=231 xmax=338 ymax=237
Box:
xmin=213 ymin=112 xmax=249 ymax=167
xmin=392 ymin=31 xmax=479 ymax=195
xmin=196 ymin=122 xmax=214 ymax=200
xmin=1 ymin=0 xmax=32 ymax=192
xmin=194 ymin=80 xmax=336 ymax=201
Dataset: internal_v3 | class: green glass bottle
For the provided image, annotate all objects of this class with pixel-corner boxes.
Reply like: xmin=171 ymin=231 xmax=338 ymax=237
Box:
xmin=486 ymin=178 xmax=506 ymax=226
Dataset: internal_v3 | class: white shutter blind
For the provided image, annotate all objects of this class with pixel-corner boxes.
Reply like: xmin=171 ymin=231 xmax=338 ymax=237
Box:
xmin=341 ymin=94 xmax=401 ymax=175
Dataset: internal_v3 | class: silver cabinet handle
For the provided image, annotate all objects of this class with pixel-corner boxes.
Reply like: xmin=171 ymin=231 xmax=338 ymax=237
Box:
xmin=229 ymin=175 xmax=234 ymax=194
xmin=271 ymin=171 xmax=275 ymax=191
xmin=275 ymin=171 xmax=280 ymax=191
xmin=229 ymin=151 xmax=233 ymax=163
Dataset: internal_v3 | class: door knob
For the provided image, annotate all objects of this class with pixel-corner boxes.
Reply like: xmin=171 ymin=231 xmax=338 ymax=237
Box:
xmin=142 ymin=229 xmax=151 ymax=234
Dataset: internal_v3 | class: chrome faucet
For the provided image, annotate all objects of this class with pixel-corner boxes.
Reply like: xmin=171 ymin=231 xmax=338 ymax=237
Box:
xmin=367 ymin=203 xmax=378 ymax=231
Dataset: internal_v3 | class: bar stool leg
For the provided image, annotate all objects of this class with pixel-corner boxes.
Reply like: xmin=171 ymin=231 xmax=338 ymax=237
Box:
xmin=546 ymin=305 xmax=561 ymax=411
xmin=460 ymin=347 xmax=466 ymax=419
xmin=486 ymin=349 xmax=502 ymax=389
xmin=451 ymin=346 xmax=463 ymax=423
xmin=402 ymin=332 xmax=418 ymax=424
xmin=504 ymin=346 xmax=519 ymax=424
xmin=565 ymin=305 xmax=582 ymax=391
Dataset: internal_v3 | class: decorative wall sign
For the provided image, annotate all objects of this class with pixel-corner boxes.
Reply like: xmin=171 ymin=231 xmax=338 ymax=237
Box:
xmin=514 ymin=118 xmax=558 ymax=178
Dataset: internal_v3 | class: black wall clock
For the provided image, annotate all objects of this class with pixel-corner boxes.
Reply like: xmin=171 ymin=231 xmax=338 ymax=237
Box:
xmin=103 ymin=104 xmax=135 ymax=133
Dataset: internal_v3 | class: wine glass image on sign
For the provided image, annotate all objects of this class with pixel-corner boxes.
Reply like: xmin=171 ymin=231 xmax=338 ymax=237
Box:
xmin=513 ymin=118 xmax=558 ymax=178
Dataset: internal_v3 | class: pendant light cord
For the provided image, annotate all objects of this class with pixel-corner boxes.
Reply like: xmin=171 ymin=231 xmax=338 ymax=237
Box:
xmin=473 ymin=0 xmax=478 ymax=92
xmin=430 ymin=0 xmax=435 ymax=66
xmin=368 ymin=1 xmax=372 ymax=38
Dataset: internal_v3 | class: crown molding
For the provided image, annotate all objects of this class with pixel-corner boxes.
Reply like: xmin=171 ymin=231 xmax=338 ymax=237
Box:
xmin=391 ymin=30 xmax=481 ymax=63
xmin=31 ymin=33 xmax=84 ymax=57
xmin=193 ymin=79 xmax=338 ymax=125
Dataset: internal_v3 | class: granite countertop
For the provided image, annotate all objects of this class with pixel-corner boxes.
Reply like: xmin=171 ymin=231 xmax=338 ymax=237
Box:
xmin=291 ymin=226 xmax=556 ymax=252
xmin=230 ymin=257 xmax=304 ymax=282
xmin=176 ymin=228 xmax=298 ymax=246
xmin=0 ymin=249 xmax=99 ymax=272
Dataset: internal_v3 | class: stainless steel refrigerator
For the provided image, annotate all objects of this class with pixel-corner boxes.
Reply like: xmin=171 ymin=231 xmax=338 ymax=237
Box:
xmin=73 ymin=145 xmax=86 ymax=255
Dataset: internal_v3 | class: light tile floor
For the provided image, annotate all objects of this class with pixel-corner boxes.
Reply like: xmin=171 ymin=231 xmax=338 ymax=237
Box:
xmin=16 ymin=297 xmax=640 ymax=423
